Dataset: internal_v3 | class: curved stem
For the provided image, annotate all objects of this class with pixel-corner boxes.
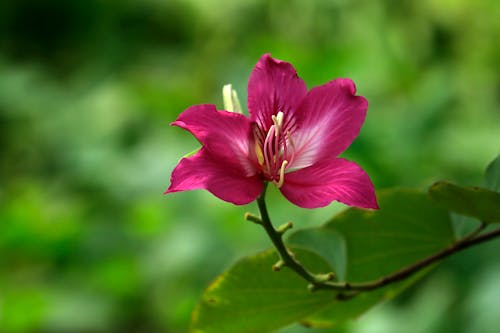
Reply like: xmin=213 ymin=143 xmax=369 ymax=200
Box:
xmin=257 ymin=185 xmax=320 ymax=284
xmin=255 ymin=189 xmax=500 ymax=294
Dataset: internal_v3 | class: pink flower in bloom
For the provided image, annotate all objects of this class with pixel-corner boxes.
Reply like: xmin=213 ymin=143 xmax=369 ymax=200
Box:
xmin=166 ymin=54 xmax=378 ymax=209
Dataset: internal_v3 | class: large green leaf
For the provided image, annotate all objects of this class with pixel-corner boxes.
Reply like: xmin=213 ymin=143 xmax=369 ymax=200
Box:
xmin=192 ymin=189 xmax=456 ymax=332
xmin=190 ymin=248 xmax=335 ymax=333
xmin=288 ymin=189 xmax=455 ymax=327
xmin=428 ymin=181 xmax=500 ymax=223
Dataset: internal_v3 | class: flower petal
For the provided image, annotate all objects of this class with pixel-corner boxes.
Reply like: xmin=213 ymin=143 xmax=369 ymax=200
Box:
xmin=247 ymin=54 xmax=307 ymax=130
xmin=289 ymin=79 xmax=368 ymax=170
xmin=166 ymin=148 xmax=264 ymax=205
xmin=172 ymin=104 xmax=256 ymax=176
xmin=280 ymin=158 xmax=378 ymax=209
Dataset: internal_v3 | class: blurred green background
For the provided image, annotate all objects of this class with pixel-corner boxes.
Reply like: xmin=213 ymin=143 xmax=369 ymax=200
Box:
xmin=0 ymin=0 xmax=499 ymax=332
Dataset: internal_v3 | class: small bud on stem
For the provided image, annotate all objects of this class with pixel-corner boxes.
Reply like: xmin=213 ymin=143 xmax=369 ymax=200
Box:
xmin=314 ymin=272 xmax=335 ymax=283
xmin=244 ymin=212 xmax=262 ymax=225
xmin=277 ymin=221 xmax=293 ymax=235
xmin=272 ymin=260 xmax=285 ymax=272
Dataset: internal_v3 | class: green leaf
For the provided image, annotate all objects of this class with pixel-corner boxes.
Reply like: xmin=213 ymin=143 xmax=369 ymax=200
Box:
xmin=428 ymin=181 xmax=500 ymax=223
xmin=192 ymin=190 xmax=458 ymax=331
xmin=288 ymin=189 xmax=455 ymax=327
xmin=190 ymin=248 xmax=335 ymax=333
xmin=485 ymin=153 xmax=500 ymax=192
xmin=287 ymin=228 xmax=347 ymax=281
xmin=449 ymin=153 xmax=500 ymax=238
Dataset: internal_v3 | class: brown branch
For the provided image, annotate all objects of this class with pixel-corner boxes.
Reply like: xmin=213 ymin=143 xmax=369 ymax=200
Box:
xmin=318 ymin=226 xmax=500 ymax=292
xmin=254 ymin=189 xmax=500 ymax=294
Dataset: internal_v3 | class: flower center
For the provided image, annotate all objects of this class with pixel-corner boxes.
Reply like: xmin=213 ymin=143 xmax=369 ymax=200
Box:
xmin=254 ymin=111 xmax=294 ymax=188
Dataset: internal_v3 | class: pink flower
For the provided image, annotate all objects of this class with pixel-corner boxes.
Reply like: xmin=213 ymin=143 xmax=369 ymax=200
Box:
xmin=166 ymin=54 xmax=378 ymax=209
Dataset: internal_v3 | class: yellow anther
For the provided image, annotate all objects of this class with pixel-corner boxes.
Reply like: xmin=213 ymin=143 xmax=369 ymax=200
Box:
xmin=255 ymin=141 xmax=264 ymax=165
xmin=276 ymin=111 xmax=284 ymax=127
xmin=273 ymin=160 xmax=288 ymax=188
xmin=271 ymin=111 xmax=284 ymax=137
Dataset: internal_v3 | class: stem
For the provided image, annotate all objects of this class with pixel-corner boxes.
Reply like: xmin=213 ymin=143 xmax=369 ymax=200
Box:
xmin=319 ymin=226 xmax=500 ymax=292
xmin=255 ymin=187 xmax=500 ymax=294
xmin=257 ymin=185 xmax=320 ymax=284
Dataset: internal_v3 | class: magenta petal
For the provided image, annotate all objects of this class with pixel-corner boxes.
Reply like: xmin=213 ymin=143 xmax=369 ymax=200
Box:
xmin=280 ymin=158 xmax=378 ymax=209
xmin=172 ymin=104 xmax=256 ymax=176
xmin=289 ymin=79 xmax=368 ymax=170
xmin=166 ymin=148 xmax=264 ymax=205
xmin=247 ymin=54 xmax=307 ymax=129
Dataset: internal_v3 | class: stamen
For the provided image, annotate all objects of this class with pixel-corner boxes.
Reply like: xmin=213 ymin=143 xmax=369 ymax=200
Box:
xmin=256 ymin=112 xmax=292 ymax=185
xmin=263 ymin=125 xmax=276 ymax=172
xmin=273 ymin=160 xmax=288 ymax=189
xmin=271 ymin=111 xmax=284 ymax=137
xmin=274 ymin=124 xmax=279 ymax=163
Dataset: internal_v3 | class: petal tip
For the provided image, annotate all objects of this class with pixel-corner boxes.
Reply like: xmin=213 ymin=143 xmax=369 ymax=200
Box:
xmin=341 ymin=193 xmax=379 ymax=210
xmin=280 ymin=158 xmax=379 ymax=210
xmin=333 ymin=78 xmax=367 ymax=100
xmin=256 ymin=53 xmax=297 ymax=73
xmin=170 ymin=120 xmax=183 ymax=127
xmin=259 ymin=53 xmax=275 ymax=64
xmin=342 ymin=78 xmax=357 ymax=95
xmin=164 ymin=177 xmax=182 ymax=195
xmin=363 ymin=197 xmax=379 ymax=210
